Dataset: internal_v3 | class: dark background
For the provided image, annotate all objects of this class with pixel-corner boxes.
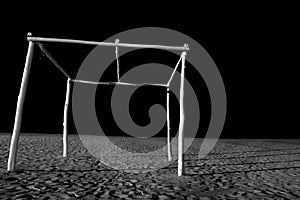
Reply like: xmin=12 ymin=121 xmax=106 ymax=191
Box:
xmin=0 ymin=7 xmax=298 ymax=138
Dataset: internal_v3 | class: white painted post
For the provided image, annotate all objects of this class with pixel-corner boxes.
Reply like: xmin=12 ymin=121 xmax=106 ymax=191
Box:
xmin=63 ymin=78 xmax=71 ymax=157
xmin=167 ymin=87 xmax=172 ymax=161
xmin=178 ymin=51 xmax=186 ymax=176
xmin=7 ymin=38 xmax=35 ymax=171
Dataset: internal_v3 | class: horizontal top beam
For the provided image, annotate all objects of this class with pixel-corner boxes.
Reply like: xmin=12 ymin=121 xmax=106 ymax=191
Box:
xmin=27 ymin=36 xmax=189 ymax=51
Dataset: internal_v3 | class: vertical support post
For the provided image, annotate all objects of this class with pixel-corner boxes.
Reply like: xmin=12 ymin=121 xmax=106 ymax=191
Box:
xmin=63 ymin=78 xmax=71 ymax=157
xmin=115 ymin=39 xmax=120 ymax=82
xmin=167 ymin=87 xmax=172 ymax=161
xmin=178 ymin=51 xmax=186 ymax=176
xmin=7 ymin=40 xmax=35 ymax=171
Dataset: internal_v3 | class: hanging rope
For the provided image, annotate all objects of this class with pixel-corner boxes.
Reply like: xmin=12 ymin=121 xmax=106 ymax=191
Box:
xmin=115 ymin=39 xmax=120 ymax=82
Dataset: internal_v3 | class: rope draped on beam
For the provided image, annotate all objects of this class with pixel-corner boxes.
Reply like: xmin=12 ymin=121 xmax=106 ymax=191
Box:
xmin=71 ymin=79 xmax=168 ymax=87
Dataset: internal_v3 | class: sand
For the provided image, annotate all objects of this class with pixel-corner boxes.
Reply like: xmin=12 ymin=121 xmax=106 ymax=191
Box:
xmin=0 ymin=134 xmax=300 ymax=199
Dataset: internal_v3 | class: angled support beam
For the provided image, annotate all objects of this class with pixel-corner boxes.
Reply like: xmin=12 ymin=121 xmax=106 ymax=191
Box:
xmin=37 ymin=43 xmax=71 ymax=79
xmin=166 ymin=55 xmax=182 ymax=86
xmin=7 ymin=40 xmax=35 ymax=171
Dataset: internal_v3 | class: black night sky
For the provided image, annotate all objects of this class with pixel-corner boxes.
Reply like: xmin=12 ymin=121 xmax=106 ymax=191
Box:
xmin=0 ymin=8 xmax=297 ymax=139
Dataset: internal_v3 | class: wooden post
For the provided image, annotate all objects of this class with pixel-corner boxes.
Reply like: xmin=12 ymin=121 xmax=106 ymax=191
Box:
xmin=7 ymin=39 xmax=35 ymax=171
xmin=63 ymin=78 xmax=71 ymax=157
xmin=167 ymin=88 xmax=172 ymax=161
xmin=178 ymin=51 xmax=186 ymax=176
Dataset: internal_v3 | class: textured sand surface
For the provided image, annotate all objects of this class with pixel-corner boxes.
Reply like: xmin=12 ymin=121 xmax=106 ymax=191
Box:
xmin=0 ymin=134 xmax=300 ymax=199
